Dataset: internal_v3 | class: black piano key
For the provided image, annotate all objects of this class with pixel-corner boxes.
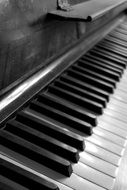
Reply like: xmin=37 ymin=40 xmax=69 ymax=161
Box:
xmin=107 ymin=33 xmax=127 ymax=45
xmin=114 ymin=28 xmax=127 ymax=35
xmin=38 ymin=93 xmax=97 ymax=126
xmin=104 ymin=37 xmax=127 ymax=48
xmin=60 ymin=75 xmax=110 ymax=101
xmin=78 ymin=58 xmax=121 ymax=81
xmin=83 ymin=51 xmax=125 ymax=71
xmin=79 ymin=55 xmax=122 ymax=81
xmin=67 ymin=69 xmax=114 ymax=93
xmin=118 ymin=24 xmax=127 ymax=31
xmin=0 ymin=130 xmax=72 ymax=177
xmin=89 ymin=49 xmax=126 ymax=69
xmin=5 ymin=120 xmax=79 ymax=163
xmin=51 ymin=80 xmax=107 ymax=107
xmin=98 ymin=44 xmax=127 ymax=59
xmin=117 ymin=23 xmax=127 ymax=29
xmin=99 ymin=40 xmax=127 ymax=54
xmin=116 ymin=23 xmax=127 ymax=29
xmin=48 ymin=85 xmax=103 ymax=114
xmin=82 ymin=55 xmax=123 ymax=75
xmin=119 ymin=23 xmax=127 ymax=29
xmin=0 ymin=175 xmax=28 ymax=190
xmin=16 ymin=111 xmax=85 ymax=151
xmin=96 ymin=43 xmax=127 ymax=59
xmin=92 ymin=44 xmax=127 ymax=63
xmin=72 ymin=64 xmax=116 ymax=87
xmin=115 ymin=27 xmax=127 ymax=33
xmin=30 ymin=100 xmax=93 ymax=135
xmin=109 ymin=32 xmax=127 ymax=42
xmin=93 ymin=45 xmax=127 ymax=63
xmin=0 ymin=158 xmax=59 ymax=190
xmin=115 ymin=28 xmax=127 ymax=35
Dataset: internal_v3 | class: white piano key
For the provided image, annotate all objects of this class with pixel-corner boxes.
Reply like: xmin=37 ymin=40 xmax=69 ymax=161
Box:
xmin=115 ymin=89 xmax=127 ymax=100
xmin=113 ymin=95 xmax=127 ymax=104
xmin=86 ymin=134 xmax=124 ymax=156
xmin=117 ymin=85 xmax=127 ymax=93
xmin=73 ymin=162 xmax=115 ymax=190
xmin=50 ymin=180 xmax=73 ymax=190
xmin=117 ymin=76 xmax=127 ymax=83
xmin=79 ymin=151 xmax=118 ymax=178
xmin=62 ymin=173 xmax=106 ymax=190
xmin=117 ymin=79 xmax=127 ymax=86
xmin=104 ymin=108 xmax=127 ymax=123
xmin=99 ymin=116 xmax=127 ymax=135
xmin=56 ymin=183 xmax=73 ymax=190
xmin=93 ymin=127 xmax=126 ymax=147
xmin=117 ymin=76 xmax=127 ymax=84
xmin=116 ymin=82 xmax=127 ymax=91
xmin=0 ymin=146 xmax=105 ymax=190
xmin=85 ymin=141 xmax=121 ymax=166
xmin=113 ymin=94 xmax=127 ymax=103
xmin=107 ymin=103 xmax=127 ymax=117
xmin=116 ymin=79 xmax=127 ymax=86
xmin=110 ymin=97 xmax=127 ymax=111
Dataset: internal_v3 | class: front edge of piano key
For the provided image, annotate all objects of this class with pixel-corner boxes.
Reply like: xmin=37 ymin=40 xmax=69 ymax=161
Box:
xmin=0 ymin=147 xmax=109 ymax=190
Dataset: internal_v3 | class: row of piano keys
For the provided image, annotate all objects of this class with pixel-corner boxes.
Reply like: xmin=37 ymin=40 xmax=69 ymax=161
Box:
xmin=0 ymin=14 xmax=127 ymax=190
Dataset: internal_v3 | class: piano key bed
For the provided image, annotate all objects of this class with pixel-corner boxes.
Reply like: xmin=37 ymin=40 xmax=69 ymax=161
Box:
xmin=0 ymin=16 xmax=127 ymax=190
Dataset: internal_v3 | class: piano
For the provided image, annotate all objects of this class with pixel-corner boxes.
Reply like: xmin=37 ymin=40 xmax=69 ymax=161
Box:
xmin=0 ymin=0 xmax=127 ymax=189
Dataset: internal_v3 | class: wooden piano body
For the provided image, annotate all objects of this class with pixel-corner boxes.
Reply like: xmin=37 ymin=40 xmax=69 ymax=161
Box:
xmin=0 ymin=0 xmax=127 ymax=189
xmin=0 ymin=0 xmax=126 ymax=96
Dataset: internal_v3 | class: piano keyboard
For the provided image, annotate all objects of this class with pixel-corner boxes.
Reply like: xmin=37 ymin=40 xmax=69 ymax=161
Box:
xmin=0 ymin=17 xmax=127 ymax=190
